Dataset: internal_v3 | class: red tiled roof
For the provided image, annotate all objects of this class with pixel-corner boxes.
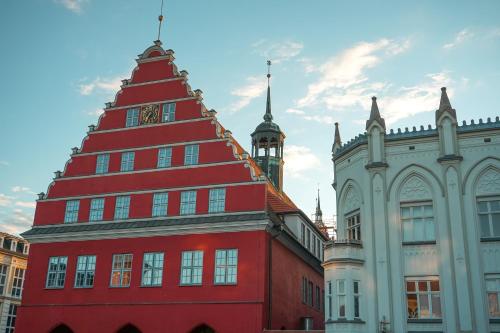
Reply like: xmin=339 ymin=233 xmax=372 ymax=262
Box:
xmin=266 ymin=183 xmax=298 ymax=214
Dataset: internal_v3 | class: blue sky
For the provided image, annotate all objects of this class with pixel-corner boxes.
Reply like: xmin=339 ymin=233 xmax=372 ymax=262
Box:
xmin=1 ymin=0 xmax=499 ymax=235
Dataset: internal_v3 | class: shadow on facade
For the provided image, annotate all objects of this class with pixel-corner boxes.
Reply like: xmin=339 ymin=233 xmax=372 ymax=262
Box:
xmin=189 ymin=324 xmax=216 ymax=333
xmin=49 ymin=324 xmax=74 ymax=333
xmin=116 ymin=324 xmax=142 ymax=333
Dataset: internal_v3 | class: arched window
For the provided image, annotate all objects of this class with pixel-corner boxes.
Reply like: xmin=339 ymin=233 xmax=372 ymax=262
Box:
xmin=189 ymin=324 xmax=216 ymax=333
xmin=49 ymin=324 xmax=74 ymax=333
xmin=116 ymin=324 xmax=142 ymax=333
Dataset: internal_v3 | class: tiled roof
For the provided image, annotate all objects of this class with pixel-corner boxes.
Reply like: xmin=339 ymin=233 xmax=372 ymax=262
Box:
xmin=266 ymin=183 xmax=298 ymax=213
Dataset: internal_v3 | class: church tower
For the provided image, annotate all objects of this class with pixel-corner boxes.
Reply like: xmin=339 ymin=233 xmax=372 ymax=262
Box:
xmin=251 ymin=61 xmax=285 ymax=191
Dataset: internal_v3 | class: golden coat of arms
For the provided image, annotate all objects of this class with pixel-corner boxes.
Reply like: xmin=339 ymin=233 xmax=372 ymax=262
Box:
xmin=140 ymin=104 xmax=160 ymax=124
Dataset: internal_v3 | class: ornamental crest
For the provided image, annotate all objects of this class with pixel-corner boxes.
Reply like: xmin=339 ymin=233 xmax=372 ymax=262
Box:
xmin=400 ymin=176 xmax=431 ymax=201
xmin=140 ymin=104 xmax=160 ymax=124
xmin=476 ymin=169 xmax=500 ymax=196
xmin=344 ymin=187 xmax=360 ymax=213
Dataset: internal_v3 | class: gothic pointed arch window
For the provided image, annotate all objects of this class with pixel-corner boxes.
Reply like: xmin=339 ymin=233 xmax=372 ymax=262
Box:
xmin=343 ymin=185 xmax=361 ymax=242
xmin=475 ymin=168 xmax=500 ymax=239
xmin=116 ymin=324 xmax=142 ymax=333
xmin=189 ymin=324 xmax=216 ymax=333
xmin=49 ymin=324 xmax=74 ymax=333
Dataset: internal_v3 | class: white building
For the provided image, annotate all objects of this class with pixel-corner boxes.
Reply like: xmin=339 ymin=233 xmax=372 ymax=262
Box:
xmin=323 ymin=88 xmax=500 ymax=333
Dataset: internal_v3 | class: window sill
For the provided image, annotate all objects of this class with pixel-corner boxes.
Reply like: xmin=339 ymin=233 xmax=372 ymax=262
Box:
xmin=402 ymin=240 xmax=437 ymax=246
xmin=44 ymin=287 xmax=65 ymax=290
xmin=213 ymin=283 xmax=238 ymax=286
xmin=326 ymin=318 xmax=365 ymax=324
xmin=407 ymin=318 xmax=442 ymax=323
xmin=139 ymin=285 xmax=162 ymax=288
xmin=74 ymin=286 xmax=94 ymax=289
xmin=179 ymin=284 xmax=203 ymax=287
xmin=481 ymin=237 xmax=500 ymax=242
xmin=109 ymin=286 xmax=131 ymax=288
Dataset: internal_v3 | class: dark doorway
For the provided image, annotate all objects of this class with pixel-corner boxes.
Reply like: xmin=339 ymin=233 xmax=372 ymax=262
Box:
xmin=116 ymin=324 xmax=142 ymax=333
xmin=49 ymin=324 xmax=74 ymax=333
xmin=189 ymin=324 xmax=216 ymax=333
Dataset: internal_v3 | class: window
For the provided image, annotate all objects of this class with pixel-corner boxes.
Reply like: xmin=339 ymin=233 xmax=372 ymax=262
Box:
xmin=301 ymin=224 xmax=306 ymax=245
xmin=5 ymin=304 xmax=17 ymax=333
xmin=10 ymin=268 xmax=25 ymax=298
xmin=89 ymin=198 xmax=105 ymax=222
xmin=162 ymin=103 xmax=176 ymax=122
xmin=184 ymin=144 xmax=199 ymax=165
xmin=214 ymin=249 xmax=238 ymax=284
xmin=75 ymin=255 xmax=96 ymax=288
xmin=152 ymin=193 xmax=168 ymax=217
xmin=307 ymin=229 xmax=311 ymax=250
xmin=406 ymin=278 xmax=441 ymax=319
xmin=64 ymin=200 xmax=80 ymax=223
xmin=157 ymin=147 xmax=172 ymax=168
xmin=401 ymin=203 xmax=435 ymax=242
xmin=308 ymin=281 xmax=314 ymax=306
xmin=126 ymin=108 xmax=139 ymax=127
xmin=209 ymin=188 xmax=226 ymax=213
xmin=120 ymin=152 xmax=135 ymax=172
xmin=327 ymin=281 xmax=333 ymax=319
xmin=180 ymin=251 xmax=203 ymax=285
xmin=302 ymin=277 xmax=308 ymax=304
xmin=312 ymin=235 xmax=316 ymax=254
xmin=95 ymin=154 xmax=110 ymax=174
xmin=46 ymin=256 xmax=68 ymax=288
xmin=316 ymin=238 xmax=321 ymax=258
xmin=110 ymin=254 xmax=133 ymax=288
xmin=0 ymin=264 xmax=7 ymax=294
xmin=478 ymin=199 xmax=500 ymax=238
xmin=347 ymin=211 xmax=361 ymax=241
xmin=337 ymin=279 xmax=346 ymax=318
xmin=315 ymin=285 xmax=321 ymax=310
xmin=486 ymin=277 xmax=500 ymax=318
xmin=180 ymin=191 xmax=197 ymax=215
xmin=353 ymin=280 xmax=360 ymax=319
xmin=114 ymin=196 xmax=131 ymax=220
xmin=142 ymin=252 xmax=164 ymax=287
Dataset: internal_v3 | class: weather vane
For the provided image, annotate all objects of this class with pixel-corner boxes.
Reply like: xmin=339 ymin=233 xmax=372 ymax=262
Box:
xmin=157 ymin=0 xmax=165 ymax=42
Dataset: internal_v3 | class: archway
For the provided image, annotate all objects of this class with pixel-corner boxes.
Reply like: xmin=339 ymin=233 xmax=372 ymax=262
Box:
xmin=116 ymin=324 xmax=142 ymax=333
xmin=49 ymin=324 xmax=74 ymax=333
xmin=189 ymin=324 xmax=216 ymax=333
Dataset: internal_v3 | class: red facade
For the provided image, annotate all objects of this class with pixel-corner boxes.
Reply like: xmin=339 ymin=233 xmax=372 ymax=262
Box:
xmin=18 ymin=41 xmax=325 ymax=333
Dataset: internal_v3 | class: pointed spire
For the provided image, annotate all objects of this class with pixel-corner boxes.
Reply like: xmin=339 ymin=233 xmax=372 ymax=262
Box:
xmin=365 ymin=96 xmax=386 ymax=130
xmin=436 ymin=87 xmax=456 ymax=121
xmin=315 ymin=188 xmax=324 ymax=226
xmin=264 ymin=60 xmax=273 ymax=122
xmin=332 ymin=122 xmax=342 ymax=153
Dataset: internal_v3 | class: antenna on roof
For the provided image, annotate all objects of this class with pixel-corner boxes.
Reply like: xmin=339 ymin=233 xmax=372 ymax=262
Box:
xmin=156 ymin=0 xmax=165 ymax=42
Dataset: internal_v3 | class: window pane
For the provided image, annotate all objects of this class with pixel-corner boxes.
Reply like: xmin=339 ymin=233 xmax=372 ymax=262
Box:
xmin=418 ymin=281 xmax=428 ymax=292
xmin=489 ymin=293 xmax=500 ymax=317
xmin=419 ymin=294 xmax=430 ymax=318
xmin=425 ymin=218 xmax=435 ymax=241
xmin=407 ymin=294 xmax=418 ymax=318
xmin=430 ymin=280 xmax=440 ymax=291
xmin=491 ymin=201 xmax=500 ymax=211
xmin=477 ymin=201 xmax=488 ymax=213
xmin=432 ymin=294 xmax=442 ymax=318
xmin=414 ymin=220 xmax=425 ymax=241
xmin=492 ymin=213 xmax=500 ymax=236
xmin=480 ymin=215 xmax=491 ymax=237
xmin=403 ymin=220 xmax=413 ymax=242
xmin=338 ymin=295 xmax=345 ymax=317
xmin=406 ymin=281 xmax=416 ymax=292
xmin=401 ymin=207 xmax=410 ymax=218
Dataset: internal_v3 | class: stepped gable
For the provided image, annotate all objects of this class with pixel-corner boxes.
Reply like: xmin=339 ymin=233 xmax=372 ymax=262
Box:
xmin=33 ymin=41 xmax=272 ymax=227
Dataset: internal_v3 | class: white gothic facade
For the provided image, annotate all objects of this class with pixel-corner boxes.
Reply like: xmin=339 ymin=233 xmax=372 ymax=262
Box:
xmin=323 ymin=88 xmax=500 ymax=333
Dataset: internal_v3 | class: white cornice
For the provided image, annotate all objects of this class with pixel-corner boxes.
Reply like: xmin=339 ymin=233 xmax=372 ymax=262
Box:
xmin=104 ymin=96 xmax=198 ymax=112
xmin=122 ymin=77 xmax=184 ymax=89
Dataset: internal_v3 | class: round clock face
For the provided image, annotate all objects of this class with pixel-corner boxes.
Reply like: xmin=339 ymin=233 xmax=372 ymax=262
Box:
xmin=140 ymin=104 xmax=159 ymax=124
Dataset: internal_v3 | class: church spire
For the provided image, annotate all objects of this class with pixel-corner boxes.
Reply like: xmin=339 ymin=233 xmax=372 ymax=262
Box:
xmin=315 ymin=188 xmax=323 ymax=222
xmin=332 ymin=122 xmax=342 ymax=154
xmin=435 ymin=87 xmax=456 ymax=121
xmin=366 ymin=96 xmax=386 ymax=130
xmin=264 ymin=60 xmax=273 ymax=122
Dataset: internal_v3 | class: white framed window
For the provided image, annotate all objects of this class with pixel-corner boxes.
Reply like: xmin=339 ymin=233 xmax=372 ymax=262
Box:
xmin=209 ymin=188 xmax=226 ymax=213
xmin=301 ymin=224 xmax=306 ymax=245
xmin=486 ymin=276 xmax=500 ymax=318
xmin=152 ymin=193 xmax=168 ymax=217
xmin=214 ymin=249 xmax=237 ymax=284
xmin=400 ymin=203 xmax=435 ymax=242
xmin=120 ymin=152 xmax=135 ymax=172
xmin=337 ymin=279 xmax=346 ymax=318
xmin=346 ymin=211 xmax=361 ymax=241
xmin=180 ymin=191 xmax=197 ymax=215
xmin=110 ymin=254 xmax=133 ymax=288
xmin=184 ymin=144 xmax=199 ymax=165
xmin=162 ymin=103 xmax=176 ymax=122
xmin=157 ymin=147 xmax=172 ymax=168
xmin=312 ymin=235 xmax=316 ymax=254
xmin=308 ymin=281 xmax=314 ymax=306
xmin=327 ymin=280 xmax=333 ymax=319
xmin=315 ymin=285 xmax=321 ymax=310
xmin=307 ymin=228 xmax=311 ymax=250
xmin=46 ymin=256 xmax=68 ymax=289
xmin=95 ymin=153 xmax=110 ymax=174
xmin=5 ymin=304 xmax=17 ymax=333
xmin=0 ymin=264 xmax=7 ymax=294
xmin=89 ymin=198 xmax=105 ymax=221
xmin=75 ymin=255 xmax=96 ymax=288
xmin=302 ymin=277 xmax=308 ymax=304
xmin=406 ymin=278 xmax=441 ymax=319
xmin=180 ymin=250 xmax=203 ymax=285
xmin=142 ymin=252 xmax=164 ymax=287
xmin=114 ymin=196 xmax=131 ymax=220
xmin=126 ymin=108 xmax=139 ymax=127
xmin=478 ymin=198 xmax=500 ymax=238
xmin=353 ymin=280 xmax=361 ymax=319
xmin=11 ymin=268 xmax=25 ymax=298
xmin=64 ymin=200 xmax=80 ymax=223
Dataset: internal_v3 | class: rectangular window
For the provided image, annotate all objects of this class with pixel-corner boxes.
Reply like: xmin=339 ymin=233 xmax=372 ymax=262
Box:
xmin=312 ymin=235 xmax=316 ymax=254
xmin=308 ymin=281 xmax=314 ymax=306
xmin=316 ymin=238 xmax=321 ymax=258
xmin=162 ymin=103 xmax=176 ymax=122
xmin=142 ymin=252 xmax=164 ymax=287
xmin=180 ymin=250 xmax=203 ymax=285
xmin=110 ymin=254 xmax=133 ymax=288
xmin=327 ymin=281 xmax=333 ymax=319
xmin=5 ymin=304 xmax=17 ymax=333
xmin=337 ymin=279 xmax=346 ymax=318
xmin=64 ymin=200 xmax=80 ymax=223
xmin=486 ymin=277 xmax=500 ymax=318
xmin=315 ymin=285 xmax=321 ymax=310
xmin=180 ymin=191 xmax=197 ymax=215
xmin=114 ymin=196 xmax=131 ymax=220
xmin=353 ymin=280 xmax=361 ymax=318
xmin=75 ymin=255 xmax=96 ymax=288
xmin=302 ymin=277 xmax=308 ymax=304
xmin=401 ymin=203 xmax=435 ymax=242
xmin=307 ymin=228 xmax=311 ymax=250
xmin=0 ymin=264 xmax=7 ymax=294
xmin=46 ymin=256 xmax=68 ymax=289
xmin=406 ymin=278 xmax=441 ymax=319
xmin=478 ymin=199 xmax=500 ymax=238
xmin=208 ymin=188 xmax=226 ymax=213
xmin=301 ymin=224 xmax=306 ymax=245
xmin=120 ymin=152 xmax=135 ymax=172
xmin=347 ymin=211 xmax=361 ymax=241
xmin=126 ymin=108 xmax=139 ymax=127
xmin=214 ymin=249 xmax=238 ymax=284
xmin=184 ymin=144 xmax=199 ymax=165
xmin=157 ymin=147 xmax=172 ymax=168
xmin=10 ymin=268 xmax=25 ymax=298
xmin=89 ymin=198 xmax=105 ymax=221
xmin=152 ymin=193 xmax=168 ymax=217
xmin=95 ymin=153 xmax=110 ymax=174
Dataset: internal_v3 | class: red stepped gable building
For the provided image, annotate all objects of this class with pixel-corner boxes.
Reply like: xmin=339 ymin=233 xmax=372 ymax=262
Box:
xmin=17 ymin=40 xmax=327 ymax=333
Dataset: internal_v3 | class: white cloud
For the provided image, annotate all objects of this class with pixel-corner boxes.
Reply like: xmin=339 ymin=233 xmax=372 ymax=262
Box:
xmin=79 ymin=76 xmax=123 ymax=96
xmin=443 ymin=29 xmax=474 ymax=49
xmin=0 ymin=209 xmax=33 ymax=235
xmin=11 ymin=186 xmax=33 ymax=194
xmin=0 ymin=161 xmax=8 ymax=166
xmin=0 ymin=194 xmax=13 ymax=207
xmin=15 ymin=201 xmax=36 ymax=209
xmin=303 ymin=115 xmax=336 ymax=124
xmin=228 ymin=76 xmax=267 ymax=113
xmin=54 ymin=0 xmax=88 ymax=14
xmin=286 ymin=108 xmax=305 ymax=115
xmin=87 ymin=108 xmax=104 ymax=117
xmin=284 ymin=145 xmax=321 ymax=178
xmin=252 ymin=39 xmax=304 ymax=63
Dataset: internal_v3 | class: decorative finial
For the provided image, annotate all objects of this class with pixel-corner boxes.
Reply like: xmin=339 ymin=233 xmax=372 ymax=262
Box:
xmin=366 ymin=96 xmax=386 ymax=130
xmin=156 ymin=0 xmax=165 ymax=42
xmin=436 ymin=86 xmax=457 ymax=122
xmin=264 ymin=60 xmax=273 ymax=122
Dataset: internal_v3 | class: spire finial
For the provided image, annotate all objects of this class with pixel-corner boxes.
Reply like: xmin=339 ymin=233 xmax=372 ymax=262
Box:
xmin=435 ymin=86 xmax=457 ymax=122
xmin=156 ymin=0 xmax=165 ymax=42
xmin=315 ymin=186 xmax=323 ymax=225
xmin=366 ymin=96 xmax=386 ymax=130
xmin=264 ymin=60 xmax=273 ymax=122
